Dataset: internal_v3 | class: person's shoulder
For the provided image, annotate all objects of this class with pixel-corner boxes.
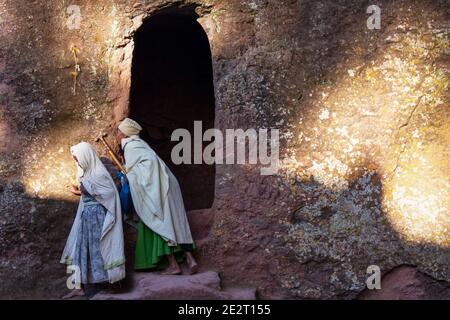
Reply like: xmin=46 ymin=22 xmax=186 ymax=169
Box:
xmin=123 ymin=137 xmax=141 ymax=149
xmin=127 ymin=137 xmax=154 ymax=151
xmin=129 ymin=136 xmax=146 ymax=144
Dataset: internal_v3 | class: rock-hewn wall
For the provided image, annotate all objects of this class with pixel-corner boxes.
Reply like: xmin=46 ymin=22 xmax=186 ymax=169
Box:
xmin=0 ymin=0 xmax=448 ymax=299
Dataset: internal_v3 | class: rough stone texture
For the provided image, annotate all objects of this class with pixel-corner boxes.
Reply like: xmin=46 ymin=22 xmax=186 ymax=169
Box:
xmin=92 ymin=271 xmax=256 ymax=300
xmin=0 ymin=0 xmax=449 ymax=299
xmin=187 ymin=209 xmax=214 ymax=240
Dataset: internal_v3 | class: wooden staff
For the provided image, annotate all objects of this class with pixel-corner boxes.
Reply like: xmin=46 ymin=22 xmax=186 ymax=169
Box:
xmin=95 ymin=133 xmax=127 ymax=174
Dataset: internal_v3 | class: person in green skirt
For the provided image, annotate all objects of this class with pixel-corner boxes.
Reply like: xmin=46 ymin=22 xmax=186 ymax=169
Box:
xmin=117 ymin=118 xmax=198 ymax=275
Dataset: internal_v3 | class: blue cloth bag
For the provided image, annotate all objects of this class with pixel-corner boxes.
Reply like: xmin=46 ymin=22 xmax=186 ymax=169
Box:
xmin=116 ymin=171 xmax=131 ymax=217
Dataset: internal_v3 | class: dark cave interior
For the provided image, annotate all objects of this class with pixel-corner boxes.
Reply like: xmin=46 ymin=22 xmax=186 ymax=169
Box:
xmin=129 ymin=12 xmax=216 ymax=210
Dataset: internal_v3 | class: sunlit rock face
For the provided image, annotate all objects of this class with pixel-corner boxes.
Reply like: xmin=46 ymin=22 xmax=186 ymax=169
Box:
xmin=0 ymin=0 xmax=448 ymax=299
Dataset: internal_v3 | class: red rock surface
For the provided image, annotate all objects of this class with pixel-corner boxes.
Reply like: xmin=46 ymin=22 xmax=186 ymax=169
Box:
xmin=0 ymin=0 xmax=449 ymax=300
xmin=92 ymin=271 xmax=256 ymax=300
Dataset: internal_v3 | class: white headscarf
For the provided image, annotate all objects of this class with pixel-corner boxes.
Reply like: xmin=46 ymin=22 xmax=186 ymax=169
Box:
xmin=61 ymin=142 xmax=126 ymax=283
xmin=118 ymin=118 xmax=142 ymax=137
xmin=70 ymin=142 xmax=110 ymax=193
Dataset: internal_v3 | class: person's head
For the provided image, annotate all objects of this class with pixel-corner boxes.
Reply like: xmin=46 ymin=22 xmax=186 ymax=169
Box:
xmin=70 ymin=142 xmax=100 ymax=174
xmin=117 ymin=118 xmax=142 ymax=143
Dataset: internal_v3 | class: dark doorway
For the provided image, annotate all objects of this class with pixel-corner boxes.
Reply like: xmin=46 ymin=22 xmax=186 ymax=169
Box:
xmin=129 ymin=12 xmax=215 ymax=210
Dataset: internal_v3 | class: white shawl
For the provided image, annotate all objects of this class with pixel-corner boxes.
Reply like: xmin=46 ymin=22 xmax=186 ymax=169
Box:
xmin=122 ymin=136 xmax=193 ymax=244
xmin=60 ymin=142 xmax=126 ymax=283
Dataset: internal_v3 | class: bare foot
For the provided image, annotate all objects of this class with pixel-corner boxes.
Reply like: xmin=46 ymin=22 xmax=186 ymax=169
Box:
xmin=161 ymin=252 xmax=182 ymax=275
xmin=62 ymin=289 xmax=85 ymax=299
xmin=186 ymin=252 xmax=199 ymax=275
xmin=161 ymin=265 xmax=182 ymax=275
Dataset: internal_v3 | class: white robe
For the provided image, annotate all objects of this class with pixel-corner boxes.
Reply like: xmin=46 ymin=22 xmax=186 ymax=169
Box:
xmin=61 ymin=142 xmax=126 ymax=283
xmin=122 ymin=136 xmax=193 ymax=244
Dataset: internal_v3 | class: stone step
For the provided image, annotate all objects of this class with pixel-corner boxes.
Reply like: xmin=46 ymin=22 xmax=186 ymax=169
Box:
xmin=91 ymin=271 xmax=256 ymax=300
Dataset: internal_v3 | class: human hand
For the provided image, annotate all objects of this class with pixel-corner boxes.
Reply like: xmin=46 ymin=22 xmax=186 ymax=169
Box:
xmin=69 ymin=184 xmax=81 ymax=195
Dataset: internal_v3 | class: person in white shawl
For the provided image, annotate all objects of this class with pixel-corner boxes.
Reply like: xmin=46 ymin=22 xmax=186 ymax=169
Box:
xmin=61 ymin=142 xmax=125 ymax=298
xmin=117 ymin=118 xmax=198 ymax=275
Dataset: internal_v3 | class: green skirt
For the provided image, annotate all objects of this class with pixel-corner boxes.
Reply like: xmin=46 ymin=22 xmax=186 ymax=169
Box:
xmin=134 ymin=221 xmax=187 ymax=270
